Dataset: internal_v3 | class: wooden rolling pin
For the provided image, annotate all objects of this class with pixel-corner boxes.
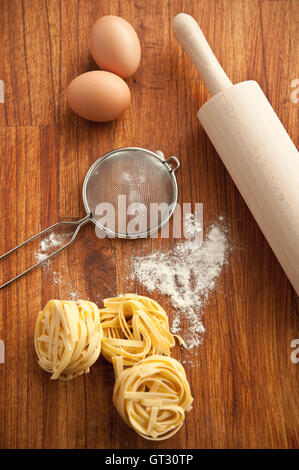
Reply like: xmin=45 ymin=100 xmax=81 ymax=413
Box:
xmin=173 ymin=13 xmax=299 ymax=295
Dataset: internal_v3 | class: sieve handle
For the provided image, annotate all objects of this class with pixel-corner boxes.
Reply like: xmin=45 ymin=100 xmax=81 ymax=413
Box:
xmin=0 ymin=213 xmax=92 ymax=290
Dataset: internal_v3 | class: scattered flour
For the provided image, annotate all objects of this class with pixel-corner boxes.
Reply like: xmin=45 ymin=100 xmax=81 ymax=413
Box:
xmin=35 ymin=252 xmax=51 ymax=267
xmin=52 ymin=271 xmax=63 ymax=285
xmin=69 ymin=291 xmax=79 ymax=300
xmin=34 ymin=232 xmax=69 ymax=268
xmin=121 ymin=171 xmax=134 ymax=184
xmin=40 ymin=232 xmax=63 ymax=250
xmin=34 ymin=232 xmax=79 ymax=300
xmin=121 ymin=171 xmax=146 ymax=185
xmin=130 ymin=216 xmax=228 ymax=349
xmin=171 ymin=317 xmax=181 ymax=335
xmin=184 ymin=212 xmax=202 ymax=239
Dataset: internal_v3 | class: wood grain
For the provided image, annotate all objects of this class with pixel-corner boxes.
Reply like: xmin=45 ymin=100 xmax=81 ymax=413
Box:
xmin=0 ymin=0 xmax=298 ymax=449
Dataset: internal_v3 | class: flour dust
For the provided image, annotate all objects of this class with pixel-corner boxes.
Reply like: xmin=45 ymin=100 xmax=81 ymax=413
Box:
xmin=129 ymin=215 xmax=228 ymax=349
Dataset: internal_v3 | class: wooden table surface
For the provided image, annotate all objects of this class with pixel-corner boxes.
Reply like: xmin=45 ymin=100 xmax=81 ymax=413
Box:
xmin=0 ymin=0 xmax=298 ymax=450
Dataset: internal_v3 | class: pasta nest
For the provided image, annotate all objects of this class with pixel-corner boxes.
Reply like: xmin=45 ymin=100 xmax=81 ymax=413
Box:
xmin=100 ymin=294 xmax=182 ymax=366
xmin=113 ymin=355 xmax=193 ymax=440
xmin=34 ymin=299 xmax=103 ymax=380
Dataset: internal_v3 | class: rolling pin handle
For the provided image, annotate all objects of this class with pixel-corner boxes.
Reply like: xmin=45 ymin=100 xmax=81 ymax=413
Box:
xmin=172 ymin=13 xmax=232 ymax=96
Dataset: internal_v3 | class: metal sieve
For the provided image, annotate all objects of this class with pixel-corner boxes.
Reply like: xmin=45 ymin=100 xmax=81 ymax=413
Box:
xmin=0 ymin=147 xmax=180 ymax=289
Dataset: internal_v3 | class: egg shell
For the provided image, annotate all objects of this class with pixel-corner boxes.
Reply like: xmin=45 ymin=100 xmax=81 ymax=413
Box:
xmin=67 ymin=71 xmax=131 ymax=122
xmin=90 ymin=15 xmax=141 ymax=78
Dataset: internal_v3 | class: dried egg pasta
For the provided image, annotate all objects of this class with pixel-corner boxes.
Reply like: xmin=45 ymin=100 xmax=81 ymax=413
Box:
xmin=34 ymin=299 xmax=102 ymax=380
xmin=100 ymin=294 xmax=184 ymax=366
xmin=113 ymin=355 xmax=193 ymax=440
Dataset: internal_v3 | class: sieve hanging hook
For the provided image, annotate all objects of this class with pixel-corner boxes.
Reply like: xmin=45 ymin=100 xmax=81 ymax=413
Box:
xmin=0 ymin=147 xmax=180 ymax=290
xmin=163 ymin=156 xmax=180 ymax=173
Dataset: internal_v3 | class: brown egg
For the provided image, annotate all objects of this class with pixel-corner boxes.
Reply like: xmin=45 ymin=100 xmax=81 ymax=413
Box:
xmin=90 ymin=15 xmax=141 ymax=79
xmin=67 ymin=71 xmax=131 ymax=122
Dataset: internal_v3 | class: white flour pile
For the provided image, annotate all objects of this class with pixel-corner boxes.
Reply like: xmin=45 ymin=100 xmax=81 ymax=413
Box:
xmin=130 ymin=216 xmax=228 ymax=349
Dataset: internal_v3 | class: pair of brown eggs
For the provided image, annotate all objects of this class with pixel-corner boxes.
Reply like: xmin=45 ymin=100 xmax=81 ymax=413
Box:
xmin=67 ymin=15 xmax=141 ymax=122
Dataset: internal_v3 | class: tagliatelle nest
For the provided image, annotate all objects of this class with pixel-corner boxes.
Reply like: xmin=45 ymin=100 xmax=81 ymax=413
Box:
xmin=99 ymin=294 xmax=185 ymax=366
xmin=112 ymin=355 xmax=193 ymax=440
xmin=34 ymin=299 xmax=103 ymax=380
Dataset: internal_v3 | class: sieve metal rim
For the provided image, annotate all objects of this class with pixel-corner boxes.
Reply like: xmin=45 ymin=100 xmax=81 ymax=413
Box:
xmin=82 ymin=146 xmax=180 ymax=239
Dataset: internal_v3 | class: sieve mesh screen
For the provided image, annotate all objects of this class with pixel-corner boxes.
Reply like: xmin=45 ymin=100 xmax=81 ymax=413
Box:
xmin=84 ymin=149 xmax=178 ymax=237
